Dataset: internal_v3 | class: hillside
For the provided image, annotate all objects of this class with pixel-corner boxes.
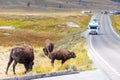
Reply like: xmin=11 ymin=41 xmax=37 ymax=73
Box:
xmin=0 ymin=0 xmax=120 ymax=12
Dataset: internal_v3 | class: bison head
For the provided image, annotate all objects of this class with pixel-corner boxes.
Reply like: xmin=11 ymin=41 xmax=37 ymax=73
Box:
xmin=68 ymin=52 xmax=76 ymax=58
xmin=24 ymin=62 xmax=34 ymax=73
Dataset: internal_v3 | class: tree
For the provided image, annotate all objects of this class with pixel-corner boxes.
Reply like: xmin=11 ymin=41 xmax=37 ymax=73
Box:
xmin=111 ymin=0 xmax=120 ymax=2
xmin=27 ymin=2 xmax=30 ymax=7
xmin=58 ymin=3 xmax=62 ymax=8
xmin=78 ymin=0 xmax=82 ymax=4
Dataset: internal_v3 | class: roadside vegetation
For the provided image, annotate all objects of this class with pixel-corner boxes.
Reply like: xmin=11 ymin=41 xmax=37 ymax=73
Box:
xmin=0 ymin=14 xmax=90 ymax=46
xmin=111 ymin=15 xmax=120 ymax=35
xmin=0 ymin=13 xmax=92 ymax=78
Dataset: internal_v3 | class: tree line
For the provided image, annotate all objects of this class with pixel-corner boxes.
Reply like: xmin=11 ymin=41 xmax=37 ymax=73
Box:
xmin=111 ymin=0 xmax=120 ymax=2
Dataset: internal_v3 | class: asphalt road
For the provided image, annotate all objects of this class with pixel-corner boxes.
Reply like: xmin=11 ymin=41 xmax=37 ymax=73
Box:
xmin=87 ymin=13 xmax=120 ymax=80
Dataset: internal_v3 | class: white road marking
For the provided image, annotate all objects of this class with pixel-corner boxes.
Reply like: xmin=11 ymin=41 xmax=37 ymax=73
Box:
xmin=107 ymin=15 xmax=120 ymax=39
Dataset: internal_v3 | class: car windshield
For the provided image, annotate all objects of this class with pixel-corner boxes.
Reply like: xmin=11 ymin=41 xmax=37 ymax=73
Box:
xmin=90 ymin=26 xmax=97 ymax=29
xmin=93 ymin=19 xmax=97 ymax=21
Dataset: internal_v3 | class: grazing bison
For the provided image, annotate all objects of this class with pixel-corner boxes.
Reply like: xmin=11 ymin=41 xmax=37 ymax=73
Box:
xmin=5 ymin=45 xmax=34 ymax=75
xmin=48 ymin=50 xmax=76 ymax=66
xmin=43 ymin=39 xmax=54 ymax=56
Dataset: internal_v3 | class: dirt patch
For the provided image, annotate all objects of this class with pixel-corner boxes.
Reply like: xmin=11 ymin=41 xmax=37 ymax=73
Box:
xmin=66 ymin=22 xmax=80 ymax=28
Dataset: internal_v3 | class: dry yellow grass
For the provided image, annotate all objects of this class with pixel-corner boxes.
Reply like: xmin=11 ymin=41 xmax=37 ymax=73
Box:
xmin=111 ymin=15 xmax=120 ymax=35
xmin=0 ymin=13 xmax=92 ymax=79
xmin=0 ymin=14 xmax=91 ymax=46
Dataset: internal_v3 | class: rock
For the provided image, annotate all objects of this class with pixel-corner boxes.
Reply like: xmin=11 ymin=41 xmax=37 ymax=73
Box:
xmin=66 ymin=22 xmax=80 ymax=28
xmin=0 ymin=26 xmax=14 ymax=30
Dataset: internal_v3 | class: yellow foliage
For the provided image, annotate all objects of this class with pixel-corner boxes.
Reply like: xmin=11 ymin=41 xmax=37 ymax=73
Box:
xmin=111 ymin=15 xmax=120 ymax=35
xmin=0 ymin=13 xmax=92 ymax=78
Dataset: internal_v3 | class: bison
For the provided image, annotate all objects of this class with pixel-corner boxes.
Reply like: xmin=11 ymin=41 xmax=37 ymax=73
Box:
xmin=43 ymin=39 xmax=54 ymax=56
xmin=48 ymin=50 xmax=76 ymax=66
xmin=5 ymin=45 xmax=34 ymax=75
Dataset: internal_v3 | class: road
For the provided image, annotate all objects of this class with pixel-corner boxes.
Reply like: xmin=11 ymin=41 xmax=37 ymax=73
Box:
xmin=87 ymin=13 xmax=120 ymax=80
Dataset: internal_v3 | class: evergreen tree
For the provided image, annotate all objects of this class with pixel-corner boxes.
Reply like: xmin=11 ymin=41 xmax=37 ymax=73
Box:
xmin=112 ymin=0 xmax=120 ymax=2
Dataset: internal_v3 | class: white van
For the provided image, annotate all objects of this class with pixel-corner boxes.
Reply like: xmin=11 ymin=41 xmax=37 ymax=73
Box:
xmin=88 ymin=21 xmax=99 ymax=35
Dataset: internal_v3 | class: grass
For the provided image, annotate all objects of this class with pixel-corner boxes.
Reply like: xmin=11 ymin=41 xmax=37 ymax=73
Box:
xmin=0 ymin=14 xmax=91 ymax=47
xmin=32 ymin=32 xmax=92 ymax=74
xmin=0 ymin=13 xmax=92 ymax=78
xmin=111 ymin=15 xmax=120 ymax=35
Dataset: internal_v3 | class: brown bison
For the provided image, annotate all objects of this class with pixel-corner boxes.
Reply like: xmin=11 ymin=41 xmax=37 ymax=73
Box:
xmin=48 ymin=50 xmax=76 ymax=66
xmin=5 ymin=45 xmax=34 ymax=74
xmin=43 ymin=39 xmax=54 ymax=56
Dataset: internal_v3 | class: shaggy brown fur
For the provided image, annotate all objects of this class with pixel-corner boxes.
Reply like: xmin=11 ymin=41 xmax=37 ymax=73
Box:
xmin=5 ymin=45 xmax=34 ymax=74
xmin=43 ymin=39 xmax=54 ymax=56
xmin=48 ymin=50 xmax=76 ymax=66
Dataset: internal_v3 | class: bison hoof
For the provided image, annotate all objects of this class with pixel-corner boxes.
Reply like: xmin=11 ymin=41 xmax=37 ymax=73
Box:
xmin=5 ymin=72 xmax=7 ymax=75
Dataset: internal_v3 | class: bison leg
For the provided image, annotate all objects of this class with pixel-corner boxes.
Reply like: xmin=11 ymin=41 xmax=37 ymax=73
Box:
xmin=5 ymin=56 xmax=13 ymax=74
xmin=46 ymin=47 xmax=50 ymax=54
xmin=13 ymin=61 xmax=17 ymax=75
xmin=24 ymin=63 xmax=29 ymax=74
xmin=43 ymin=48 xmax=48 ymax=56
xmin=51 ymin=59 xmax=55 ymax=67
xmin=62 ymin=60 xmax=66 ymax=64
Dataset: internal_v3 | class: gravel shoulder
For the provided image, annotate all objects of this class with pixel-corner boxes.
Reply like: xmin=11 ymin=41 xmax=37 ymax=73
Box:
xmin=33 ymin=69 xmax=109 ymax=80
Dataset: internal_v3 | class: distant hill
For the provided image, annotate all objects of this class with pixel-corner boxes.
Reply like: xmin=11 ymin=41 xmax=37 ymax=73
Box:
xmin=0 ymin=0 xmax=120 ymax=11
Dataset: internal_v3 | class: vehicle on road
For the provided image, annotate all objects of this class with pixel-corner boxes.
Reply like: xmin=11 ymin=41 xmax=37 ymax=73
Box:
xmin=81 ymin=10 xmax=91 ymax=14
xmin=104 ymin=11 xmax=108 ymax=14
xmin=109 ymin=11 xmax=120 ymax=15
xmin=88 ymin=20 xmax=99 ymax=35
